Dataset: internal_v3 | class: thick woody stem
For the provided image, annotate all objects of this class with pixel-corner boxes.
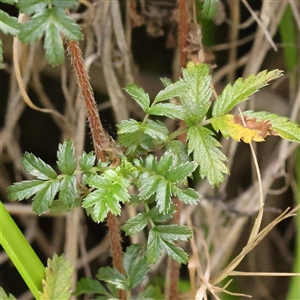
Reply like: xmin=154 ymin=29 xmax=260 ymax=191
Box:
xmin=67 ymin=40 xmax=125 ymax=300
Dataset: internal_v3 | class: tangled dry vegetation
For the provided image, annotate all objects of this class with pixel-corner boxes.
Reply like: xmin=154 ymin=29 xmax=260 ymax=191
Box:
xmin=1 ymin=1 xmax=300 ymax=299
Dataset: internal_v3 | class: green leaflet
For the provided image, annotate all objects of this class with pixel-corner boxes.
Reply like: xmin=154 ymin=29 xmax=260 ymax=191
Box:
xmin=180 ymin=62 xmax=212 ymax=125
xmin=97 ymin=245 xmax=150 ymax=291
xmin=212 ymin=69 xmax=283 ymax=117
xmin=57 ymin=140 xmax=76 ymax=175
xmin=147 ymin=103 xmax=185 ymax=119
xmin=40 ymin=254 xmax=74 ymax=300
xmin=146 ymin=225 xmax=192 ymax=264
xmin=79 ymin=151 xmax=96 ymax=172
xmin=18 ymin=6 xmax=83 ymax=65
xmin=201 ymin=0 xmax=219 ymax=19
xmin=82 ymin=169 xmax=131 ymax=222
xmin=22 ymin=152 xmax=57 ymax=180
xmin=74 ymin=278 xmax=111 ymax=297
xmin=124 ymin=84 xmax=150 ymax=112
xmin=153 ymin=79 xmax=188 ymax=103
xmin=135 ymin=151 xmax=199 ymax=213
xmin=0 ymin=287 xmax=16 ymax=300
xmin=187 ymin=126 xmax=228 ymax=186
xmin=242 ymin=110 xmax=300 ymax=143
xmin=122 ymin=212 xmax=150 ymax=236
xmin=0 ymin=10 xmax=22 ymax=36
xmin=59 ymin=175 xmax=77 ymax=207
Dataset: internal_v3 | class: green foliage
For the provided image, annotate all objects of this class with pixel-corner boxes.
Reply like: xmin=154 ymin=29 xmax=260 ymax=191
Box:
xmin=212 ymin=70 xmax=283 ymax=118
xmin=0 ymin=288 xmax=16 ymax=300
xmin=97 ymin=245 xmax=150 ymax=291
xmin=40 ymin=254 xmax=74 ymax=300
xmin=202 ymin=0 xmax=219 ymax=19
xmin=0 ymin=0 xmax=82 ymax=66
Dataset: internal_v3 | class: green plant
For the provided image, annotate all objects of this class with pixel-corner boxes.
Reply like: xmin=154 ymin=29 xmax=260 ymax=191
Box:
xmin=1 ymin=0 xmax=300 ymax=299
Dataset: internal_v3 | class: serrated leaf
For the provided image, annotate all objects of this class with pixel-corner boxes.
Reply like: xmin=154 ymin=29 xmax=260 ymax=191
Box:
xmin=160 ymin=77 xmax=172 ymax=87
xmin=128 ymin=256 xmax=149 ymax=289
xmin=156 ymin=180 xmax=172 ymax=213
xmin=117 ymin=119 xmax=140 ymax=134
xmin=154 ymin=80 xmax=188 ymax=103
xmin=212 ymin=69 xmax=283 ymax=118
xmin=187 ymin=126 xmax=228 ymax=186
xmin=165 ymin=161 xmax=197 ymax=182
xmin=7 ymin=180 xmax=48 ymax=201
xmin=143 ymin=120 xmax=169 ymax=141
xmin=160 ymin=239 xmax=189 ymax=264
xmin=138 ymin=173 xmax=160 ymax=200
xmin=166 ymin=140 xmax=189 ymax=166
xmin=181 ymin=62 xmax=212 ymax=125
xmin=122 ymin=212 xmax=149 ymax=235
xmin=49 ymin=198 xmax=81 ymax=214
xmin=59 ymin=175 xmax=76 ymax=206
xmin=0 ymin=287 xmax=16 ymax=300
xmin=57 ymin=140 xmax=76 ymax=174
xmin=18 ymin=6 xmax=83 ymax=65
xmin=32 ymin=179 xmax=60 ymax=214
xmin=148 ymin=205 xmax=176 ymax=223
xmin=124 ymin=245 xmax=149 ymax=289
xmin=75 ymin=278 xmax=110 ymax=296
xmin=156 ymin=151 xmax=173 ymax=175
xmin=22 ymin=152 xmax=57 ymax=180
xmin=18 ymin=9 xmax=50 ymax=43
xmin=172 ymin=186 xmax=199 ymax=205
xmin=0 ymin=10 xmax=22 ymax=36
xmin=154 ymin=225 xmax=193 ymax=241
xmin=17 ymin=0 xmax=48 ymax=14
xmin=82 ymin=172 xmax=130 ymax=222
xmin=97 ymin=267 xmax=127 ymax=290
xmin=202 ymin=0 xmax=219 ymax=19
xmin=242 ymin=110 xmax=300 ymax=143
xmin=147 ymin=227 xmax=191 ymax=264
xmin=147 ymin=103 xmax=185 ymax=119
xmin=79 ymin=151 xmax=96 ymax=171
xmin=40 ymin=253 xmax=73 ymax=300
xmin=44 ymin=22 xmax=64 ymax=65
xmin=146 ymin=229 xmax=163 ymax=264
xmin=124 ymin=84 xmax=150 ymax=112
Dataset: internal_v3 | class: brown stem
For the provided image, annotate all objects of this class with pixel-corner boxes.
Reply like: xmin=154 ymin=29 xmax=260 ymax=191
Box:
xmin=178 ymin=0 xmax=188 ymax=69
xmin=67 ymin=40 xmax=125 ymax=299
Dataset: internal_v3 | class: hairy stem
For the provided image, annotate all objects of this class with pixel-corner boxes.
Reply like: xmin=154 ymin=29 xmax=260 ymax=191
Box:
xmin=67 ymin=40 xmax=125 ymax=299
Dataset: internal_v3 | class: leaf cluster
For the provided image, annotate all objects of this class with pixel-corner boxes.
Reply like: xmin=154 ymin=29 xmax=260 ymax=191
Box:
xmin=0 ymin=0 xmax=82 ymax=66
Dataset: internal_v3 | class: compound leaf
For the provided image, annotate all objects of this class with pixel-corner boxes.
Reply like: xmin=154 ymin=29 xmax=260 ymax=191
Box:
xmin=187 ymin=126 xmax=228 ymax=186
xmin=180 ymin=62 xmax=212 ymax=125
xmin=0 ymin=10 xmax=22 ymax=36
xmin=161 ymin=239 xmax=189 ymax=264
xmin=57 ymin=140 xmax=76 ymax=175
xmin=32 ymin=179 xmax=60 ymax=214
xmin=243 ymin=110 xmax=300 ymax=143
xmin=165 ymin=161 xmax=197 ymax=182
xmin=7 ymin=180 xmax=48 ymax=201
xmin=97 ymin=267 xmax=127 ymax=291
xmin=124 ymin=84 xmax=150 ymax=112
xmin=143 ymin=120 xmax=169 ymax=141
xmin=22 ymin=152 xmax=57 ymax=180
xmin=146 ymin=229 xmax=163 ymax=264
xmin=212 ymin=69 xmax=283 ymax=117
xmin=40 ymin=254 xmax=73 ymax=300
xmin=171 ymin=186 xmax=199 ymax=205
